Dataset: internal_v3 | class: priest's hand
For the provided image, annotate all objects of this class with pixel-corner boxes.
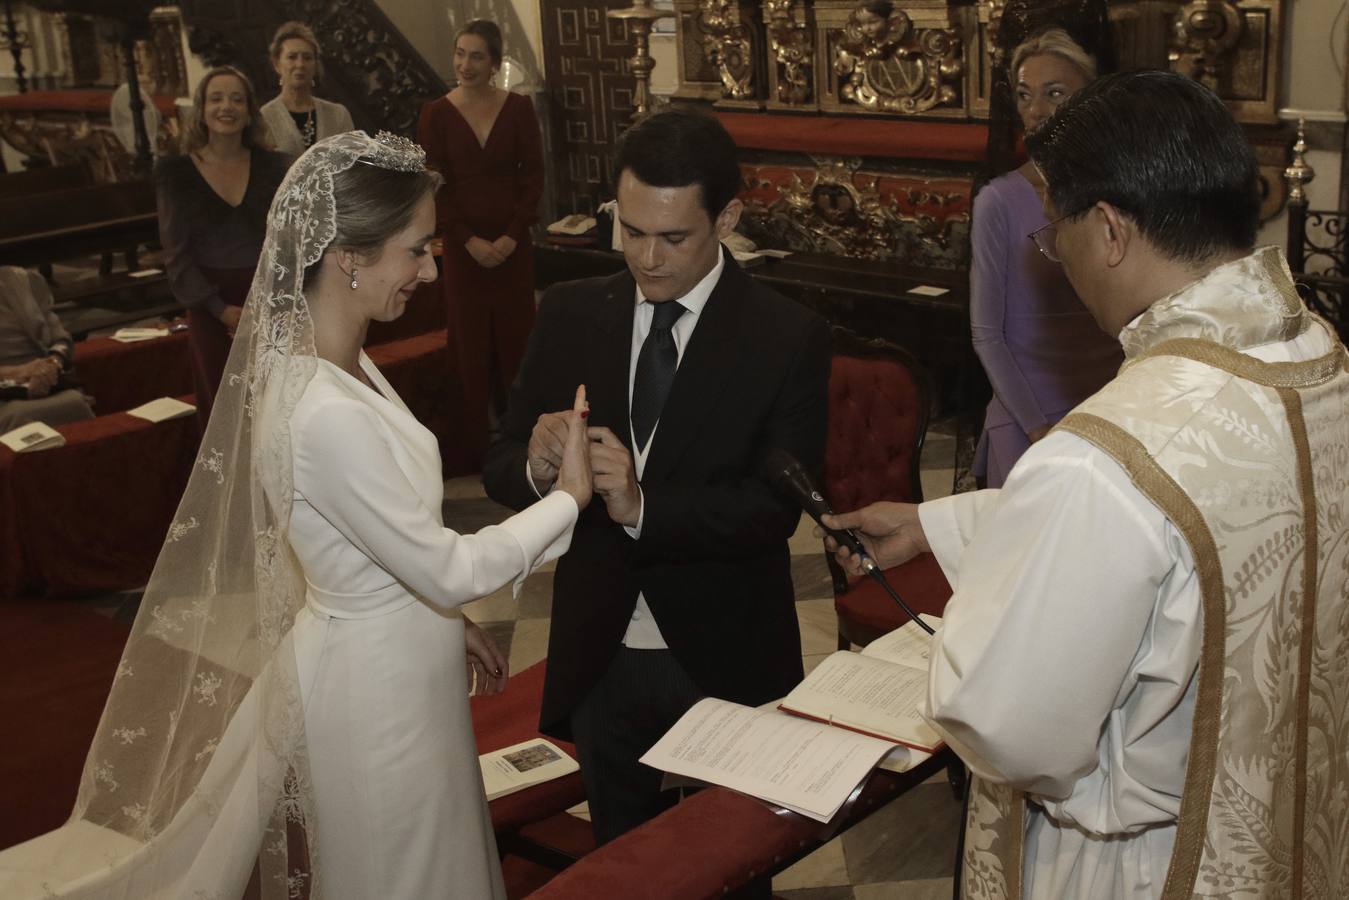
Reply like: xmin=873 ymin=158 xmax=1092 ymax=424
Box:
xmin=819 ymin=502 xmax=929 ymax=575
xmin=491 ymin=235 xmax=518 ymax=260
xmin=465 ymin=615 xmax=508 ymax=696
xmin=587 ymin=426 xmax=641 ymax=527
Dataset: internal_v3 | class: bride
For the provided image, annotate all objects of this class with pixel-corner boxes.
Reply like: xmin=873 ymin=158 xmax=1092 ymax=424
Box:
xmin=0 ymin=131 xmax=592 ymax=899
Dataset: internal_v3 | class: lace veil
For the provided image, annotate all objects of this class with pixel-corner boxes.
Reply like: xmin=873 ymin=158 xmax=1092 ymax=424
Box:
xmin=33 ymin=131 xmax=428 ymax=899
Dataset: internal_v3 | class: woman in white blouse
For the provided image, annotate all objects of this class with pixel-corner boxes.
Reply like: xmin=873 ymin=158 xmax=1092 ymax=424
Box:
xmin=259 ymin=21 xmax=355 ymax=155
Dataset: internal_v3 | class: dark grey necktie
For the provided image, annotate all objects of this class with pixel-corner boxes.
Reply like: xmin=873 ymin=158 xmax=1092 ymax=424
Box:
xmin=630 ymin=300 xmax=686 ymax=453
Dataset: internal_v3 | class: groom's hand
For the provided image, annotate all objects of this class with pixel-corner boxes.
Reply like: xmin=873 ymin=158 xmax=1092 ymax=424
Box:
xmin=587 ymin=426 xmax=640 ymax=527
xmin=527 ymin=410 xmax=571 ymax=493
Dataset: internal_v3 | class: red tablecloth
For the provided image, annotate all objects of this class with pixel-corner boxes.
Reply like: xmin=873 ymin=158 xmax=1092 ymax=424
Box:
xmin=74 ymin=330 xmax=193 ymax=415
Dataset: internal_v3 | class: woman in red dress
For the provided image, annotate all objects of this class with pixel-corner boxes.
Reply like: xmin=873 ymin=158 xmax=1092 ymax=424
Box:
xmin=418 ymin=19 xmax=544 ymax=463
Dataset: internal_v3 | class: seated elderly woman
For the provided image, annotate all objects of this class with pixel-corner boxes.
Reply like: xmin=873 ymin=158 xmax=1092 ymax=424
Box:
xmin=0 ymin=266 xmax=92 ymax=433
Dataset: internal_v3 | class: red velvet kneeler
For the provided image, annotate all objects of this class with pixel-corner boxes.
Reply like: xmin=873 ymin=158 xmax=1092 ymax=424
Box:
xmin=835 ymin=553 xmax=953 ymax=637
xmin=527 ymin=752 xmax=949 ymax=898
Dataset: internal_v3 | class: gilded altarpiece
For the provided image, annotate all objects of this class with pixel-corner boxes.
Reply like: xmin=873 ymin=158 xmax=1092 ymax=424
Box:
xmin=673 ymin=0 xmax=1288 ymax=270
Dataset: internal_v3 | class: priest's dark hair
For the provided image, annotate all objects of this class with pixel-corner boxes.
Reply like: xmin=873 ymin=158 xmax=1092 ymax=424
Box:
xmin=1025 ymin=69 xmax=1260 ymax=264
xmin=612 ymin=106 xmax=741 ymax=221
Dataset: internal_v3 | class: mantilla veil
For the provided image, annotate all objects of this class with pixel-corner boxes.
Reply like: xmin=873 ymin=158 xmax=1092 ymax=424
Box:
xmin=1 ymin=131 xmax=428 ymax=899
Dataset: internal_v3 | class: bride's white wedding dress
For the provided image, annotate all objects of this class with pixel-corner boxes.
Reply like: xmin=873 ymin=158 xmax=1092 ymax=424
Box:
xmin=287 ymin=354 xmax=576 ymax=899
xmin=0 ymin=352 xmax=577 ymax=899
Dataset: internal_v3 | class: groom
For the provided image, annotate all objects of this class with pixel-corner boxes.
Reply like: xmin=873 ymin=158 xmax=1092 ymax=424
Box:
xmin=483 ymin=107 xmax=830 ymax=844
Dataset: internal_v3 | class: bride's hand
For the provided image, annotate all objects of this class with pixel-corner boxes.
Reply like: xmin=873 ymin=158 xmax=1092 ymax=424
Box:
xmin=465 ymin=615 xmax=507 ymax=696
xmin=555 ymin=384 xmax=593 ymax=510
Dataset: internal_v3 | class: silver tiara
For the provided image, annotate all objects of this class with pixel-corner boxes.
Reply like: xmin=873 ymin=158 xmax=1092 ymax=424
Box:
xmin=357 ymin=130 xmax=427 ymax=174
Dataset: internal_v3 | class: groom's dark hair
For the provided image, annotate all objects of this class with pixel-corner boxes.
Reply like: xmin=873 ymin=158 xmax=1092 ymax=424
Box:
xmin=613 ymin=107 xmax=741 ymax=221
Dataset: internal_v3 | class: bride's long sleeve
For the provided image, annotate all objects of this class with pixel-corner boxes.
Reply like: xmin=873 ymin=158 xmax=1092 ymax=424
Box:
xmin=290 ymin=393 xmax=578 ymax=607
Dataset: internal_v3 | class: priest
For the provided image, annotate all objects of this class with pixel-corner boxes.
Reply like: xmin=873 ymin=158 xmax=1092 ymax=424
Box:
xmin=824 ymin=70 xmax=1349 ymax=900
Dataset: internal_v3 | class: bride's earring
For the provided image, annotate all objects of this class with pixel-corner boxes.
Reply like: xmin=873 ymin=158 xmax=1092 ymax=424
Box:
xmin=349 ymin=269 xmax=359 ymax=290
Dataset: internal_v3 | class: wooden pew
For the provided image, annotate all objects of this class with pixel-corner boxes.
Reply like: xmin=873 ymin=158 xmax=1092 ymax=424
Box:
xmin=0 ymin=165 xmax=93 ymax=201
xmin=0 ymin=180 xmax=175 ymax=333
xmin=0 ymin=180 xmax=158 ymax=270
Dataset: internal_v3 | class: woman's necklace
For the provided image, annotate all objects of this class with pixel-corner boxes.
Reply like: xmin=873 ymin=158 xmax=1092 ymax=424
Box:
xmin=302 ymin=109 xmax=317 ymax=147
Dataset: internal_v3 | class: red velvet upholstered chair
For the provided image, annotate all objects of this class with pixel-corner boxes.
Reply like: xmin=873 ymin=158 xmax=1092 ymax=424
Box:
xmin=825 ymin=329 xmax=953 ymax=650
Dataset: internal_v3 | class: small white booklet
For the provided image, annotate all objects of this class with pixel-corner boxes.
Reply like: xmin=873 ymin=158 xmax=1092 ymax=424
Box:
xmin=127 ymin=397 xmax=196 ymax=423
xmin=0 ymin=421 xmax=64 ymax=453
xmin=111 ymin=327 xmax=170 ymax=343
xmin=480 ymin=738 xmax=580 ymax=802
xmin=640 ymin=698 xmax=898 ymax=823
xmin=778 ymin=615 xmax=944 ymax=752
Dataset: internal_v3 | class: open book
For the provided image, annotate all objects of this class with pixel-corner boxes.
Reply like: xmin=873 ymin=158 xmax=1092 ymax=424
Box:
xmin=479 ymin=738 xmax=579 ymax=802
xmin=779 ymin=615 xmax=943 ymax=752
xmin=640 ymin=697 xmax=900 ymax=822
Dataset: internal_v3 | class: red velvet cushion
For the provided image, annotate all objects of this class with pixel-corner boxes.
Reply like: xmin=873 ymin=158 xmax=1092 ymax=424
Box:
xmin=825 ymin=353 xmax=923 ymax=514
xmin=528 ymin=754 xmax=946 ymax=898
xmin=835 ymin=553 xmax=953 ymax=636
xmin=0 ymin=395 xmax=199 ymax=598
xmin=472 ymin=660 xmax=586 ymax=834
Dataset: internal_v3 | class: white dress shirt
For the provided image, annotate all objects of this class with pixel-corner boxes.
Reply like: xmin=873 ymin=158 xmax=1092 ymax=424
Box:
xmin=526 ymin=252 xmax=725 ymax=648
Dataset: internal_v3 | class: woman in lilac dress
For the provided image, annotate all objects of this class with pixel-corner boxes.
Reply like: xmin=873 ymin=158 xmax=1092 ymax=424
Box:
xmin=971 ymin=28 xmax=1123 ymax=486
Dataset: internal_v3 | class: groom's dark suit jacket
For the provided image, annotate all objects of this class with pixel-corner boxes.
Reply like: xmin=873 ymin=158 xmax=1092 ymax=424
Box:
xmin=482 ymin=251 xmax=830 ymax=738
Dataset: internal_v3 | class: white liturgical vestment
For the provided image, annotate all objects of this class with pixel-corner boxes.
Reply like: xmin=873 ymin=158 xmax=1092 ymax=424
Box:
xmin=917 ymin=247 xmax=1342 ymax=900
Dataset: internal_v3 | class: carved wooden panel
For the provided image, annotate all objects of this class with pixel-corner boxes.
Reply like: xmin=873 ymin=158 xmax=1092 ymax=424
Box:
xmin=672 ymin=1 xmax=1286 ymax=127
xmin=738 ymin=157 xmax=971 ymax=268
xmin=540 ymin=1 xmax=637 ymax=215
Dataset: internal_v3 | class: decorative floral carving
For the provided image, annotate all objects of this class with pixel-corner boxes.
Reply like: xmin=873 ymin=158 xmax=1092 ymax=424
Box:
xmin=739 ymin=157 xmax=969 ymax=266
xmin=765 ymin=0 xmax=813 ymax=104
xmin=835 ymin=3 xmax=962 ymax=113
xmin=700 ymin=0 xmax=756 ymax=100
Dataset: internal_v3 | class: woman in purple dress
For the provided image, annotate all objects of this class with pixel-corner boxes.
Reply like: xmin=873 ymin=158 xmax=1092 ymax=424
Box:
xmin=971 ymin=28 xmax=1123 ymax=486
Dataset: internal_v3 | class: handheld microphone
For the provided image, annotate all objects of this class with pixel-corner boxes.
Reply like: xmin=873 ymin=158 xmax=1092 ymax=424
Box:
xmin=763 ymin=448 xmax=877 ymax=573
xmin=763 ymin=449 xmax=935 ymax=636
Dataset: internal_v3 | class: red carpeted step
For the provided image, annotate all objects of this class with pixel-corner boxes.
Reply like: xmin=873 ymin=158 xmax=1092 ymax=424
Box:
xmin=0 ymin=601 xmax=130 ymax=849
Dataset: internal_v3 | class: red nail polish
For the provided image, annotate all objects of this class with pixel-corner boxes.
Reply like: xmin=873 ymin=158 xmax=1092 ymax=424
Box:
xmin=580 ymin=409 xmax=590 ymax=419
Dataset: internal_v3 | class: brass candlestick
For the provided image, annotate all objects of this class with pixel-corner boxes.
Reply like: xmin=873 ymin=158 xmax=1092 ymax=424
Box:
xmin=1283 ymin=118 xmax=1315 ymax=206
xmin=608 ymin=0 xmax=674 ymax=120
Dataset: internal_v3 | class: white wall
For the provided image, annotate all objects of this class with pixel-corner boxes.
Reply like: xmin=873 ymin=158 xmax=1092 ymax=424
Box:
xmin=1257 ymin=0 xmax=1347 ymax=249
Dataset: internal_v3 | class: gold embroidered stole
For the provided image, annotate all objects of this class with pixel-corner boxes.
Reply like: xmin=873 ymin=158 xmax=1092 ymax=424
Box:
xmin=959 ymin=247 xmax=1349 ymax=900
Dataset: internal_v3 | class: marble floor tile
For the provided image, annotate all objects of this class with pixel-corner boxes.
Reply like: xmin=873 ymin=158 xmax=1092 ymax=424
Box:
xmin=853 ymin=879 xmax=951 ymax=900
xmin=796 ymin=598 xmax=840 ymax=656
xmin=840 ymin=784 xmax=962 ymax=883
xmin=920 ymin=468 xmax=956 ymax=503
xmin=443 ymin=474 xmax=488 ymax=500
xmin=788 ymin=512 xmax=825 ymax=555
xmin=462 ymin=586 xmax=519 ymax=626
xmin=772 ymin=835 xmax=849 ymax=890
xmin=775 ymin=887 xmax=855 ymax=900
xmin=507 ymin=616 xmax=552 ymax=673
xmin=515 ymin=572 xmax=557 ymax=620
xmin=439 ymin=495 xmax=516 ymax=534
xmin=802 ymin=652 xmax=831 ymax=677
xmin=792 ymin=554 xmax=835 ymax=603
